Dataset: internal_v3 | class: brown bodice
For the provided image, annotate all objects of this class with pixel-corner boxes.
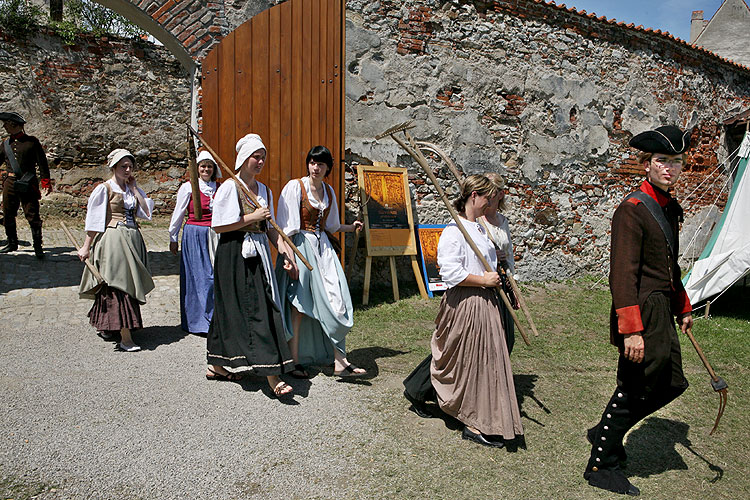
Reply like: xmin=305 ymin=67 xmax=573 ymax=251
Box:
xmin=237 ymin=180 xmax=267 ymax=233
xmin=104 ymin=182 xmax=139 ymax=228
xmin=298 ymin=178 xmax=333 ymax=232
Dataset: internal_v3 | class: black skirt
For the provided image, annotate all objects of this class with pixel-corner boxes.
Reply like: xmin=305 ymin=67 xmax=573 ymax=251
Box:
xmin=207 ymin=231 xmax=293 ymax=376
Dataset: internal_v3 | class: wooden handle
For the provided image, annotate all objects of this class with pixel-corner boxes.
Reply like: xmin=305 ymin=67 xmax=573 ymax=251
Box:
xmin=388 ymin=129 xmax=531 ymax=347
xmin=186 ymin=125 xmax=203 ymax=221
xmin=187 ymin=126 xmax=313 ymax=271
xmin=60 ymin=222 xmax=105 ymax=284
xmin=503 ymin=267 xmax=540 ymax=337
xmin=685 ymin=327 xmax=720 ymax=383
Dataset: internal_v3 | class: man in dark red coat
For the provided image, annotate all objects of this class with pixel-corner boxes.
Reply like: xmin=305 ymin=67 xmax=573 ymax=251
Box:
xmin=0 ymin=112 xmax=52 ymax=259
xmin=584 ymin=125 xmax=694 ymax=496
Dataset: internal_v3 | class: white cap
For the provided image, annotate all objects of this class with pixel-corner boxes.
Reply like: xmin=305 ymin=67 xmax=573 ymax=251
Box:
xmin=234 ymin=133 xmax=266 ymax=171
xmin=196 ymin=150 xmax=221 ymax=178
xmin=107 ymin=148 xmax=135 ymax=169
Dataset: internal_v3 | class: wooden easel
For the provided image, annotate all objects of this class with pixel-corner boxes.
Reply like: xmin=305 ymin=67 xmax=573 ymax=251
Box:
xmin=357 ymin=162 xmax=428 ymax=305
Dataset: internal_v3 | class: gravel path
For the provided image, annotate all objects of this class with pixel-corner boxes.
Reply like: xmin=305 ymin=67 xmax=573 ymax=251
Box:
xmin=1 ymin=227 xmax=377 ymax=499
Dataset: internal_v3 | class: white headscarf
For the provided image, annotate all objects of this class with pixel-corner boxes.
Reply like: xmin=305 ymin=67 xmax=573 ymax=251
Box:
xmin=107 ymin=148 xmax=135 ymax=169
xmin=196 ymin=150 xmax=221 ymax=179
xmin=234 ymin=134 xmax=266 ymax=171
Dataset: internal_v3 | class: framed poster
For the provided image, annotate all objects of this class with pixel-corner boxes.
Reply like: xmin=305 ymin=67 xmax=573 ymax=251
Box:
xmin=416 ymin=224 xmax=448 ymax=297
xmin=357 ymin=164 xmax=417 ymax=257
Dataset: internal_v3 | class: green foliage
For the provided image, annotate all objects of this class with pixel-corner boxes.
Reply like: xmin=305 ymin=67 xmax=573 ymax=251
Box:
xmin=64 ymin=0 xmax=146 ymax=38
xmin=49 ymin=19 xmax=79 ymax=45
xmin=0 ymin=0 xmax=44 ymax=39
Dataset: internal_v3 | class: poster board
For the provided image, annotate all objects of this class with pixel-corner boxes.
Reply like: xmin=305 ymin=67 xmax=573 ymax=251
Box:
xmin=416 ymin=224 xmax=448 ymax=297
xmin=357 ymin=164 xmax=417 ymax=257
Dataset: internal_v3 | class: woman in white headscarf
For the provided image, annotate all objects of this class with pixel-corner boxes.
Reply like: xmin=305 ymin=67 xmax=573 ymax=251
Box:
xmin=206 ymin=133 xmax=299 ymax=397
xmin=168 ymin=150 xmax=220 ymax=335
xmin=78 ymin=149 xmax=155 ymax=352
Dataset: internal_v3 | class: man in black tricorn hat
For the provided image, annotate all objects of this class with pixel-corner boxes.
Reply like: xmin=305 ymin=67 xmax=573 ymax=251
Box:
xmin=0 ymin=112 xmax=52 ymax=259
xmin=583 ymin=125 xmax=694 ymax=496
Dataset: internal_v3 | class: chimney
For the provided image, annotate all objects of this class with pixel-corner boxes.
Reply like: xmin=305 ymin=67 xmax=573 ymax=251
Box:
xmin=690 ymin=10 xmax=705 ymax=43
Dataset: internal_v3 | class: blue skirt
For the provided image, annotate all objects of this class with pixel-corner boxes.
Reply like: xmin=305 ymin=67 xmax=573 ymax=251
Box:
xmin=180 ymin=223 xmax=214 ymax=334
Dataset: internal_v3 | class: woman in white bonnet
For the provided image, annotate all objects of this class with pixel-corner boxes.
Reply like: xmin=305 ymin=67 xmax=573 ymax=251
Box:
xmin=207 ymin=133 xmax=299 ymax=397
xmin=168 ymin=150 xmax=220 ymax=335
xmin=78 ymin=148 xmax=155 ymax=352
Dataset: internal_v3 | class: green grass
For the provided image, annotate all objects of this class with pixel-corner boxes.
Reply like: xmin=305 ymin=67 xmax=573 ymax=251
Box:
xmin=345 ymin=280 xmax=750 ymax=500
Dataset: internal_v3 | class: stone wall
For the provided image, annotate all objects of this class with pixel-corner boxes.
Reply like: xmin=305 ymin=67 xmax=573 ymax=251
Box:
xmin=344 ymin=0 xmax=750 ymax=281
xmin=0 ymin=28 xmax=191 ymax=216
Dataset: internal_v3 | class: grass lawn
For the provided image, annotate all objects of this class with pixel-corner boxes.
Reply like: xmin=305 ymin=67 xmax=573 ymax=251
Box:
xmin=345 ymin=279 xmax=750 ymax=500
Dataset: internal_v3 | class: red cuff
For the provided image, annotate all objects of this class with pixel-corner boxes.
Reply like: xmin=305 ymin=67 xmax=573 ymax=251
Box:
xmin=40 ymin=178 xmax=51 ymax=190
xmin=616 ymin=305 xmax=643 ymax=334
xmin=671 ymin=289 xmax=692 ymax=317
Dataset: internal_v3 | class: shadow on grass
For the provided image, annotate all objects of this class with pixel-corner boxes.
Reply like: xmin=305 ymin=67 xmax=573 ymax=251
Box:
xmin=697 ymin=285 xmax=750 ymax=322
xmin=626 ymin=417 xmax=723 ymax=483
xmin=135 ymin=325 xmax=189 ymax=350
xmin=515 ymin=373 xmax=551 ymax=427
xmin=342 ymin=346 xmax=407 ymax=383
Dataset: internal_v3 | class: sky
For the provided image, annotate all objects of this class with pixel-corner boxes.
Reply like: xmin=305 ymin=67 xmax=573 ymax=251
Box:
xmin=559 ymin=0 xmax=727 ymax=41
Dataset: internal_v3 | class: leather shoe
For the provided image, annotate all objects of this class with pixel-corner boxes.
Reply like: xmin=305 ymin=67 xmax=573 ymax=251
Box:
xmin=462 ymin=427 xmax=505 ymax=448
xmin=0 ymin=241 xmax=18 ymax=253
xmin=403 ymin=390 xmax=432 ymax=418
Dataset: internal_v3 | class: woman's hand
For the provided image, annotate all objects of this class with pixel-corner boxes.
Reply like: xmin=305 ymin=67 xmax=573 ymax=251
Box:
xmin=244 ymin=207 xmax=271 ymax=224
xmin=283 ymin=256 xmax=299 ymax=281
xmin=169 ymin=241 xmax=178 ymax=256
xmin=78 ymin=245 xmax=90 ymax=262
xmin=127 ymin=175 xmax=137 ymax=190
xmin=482 ymin=271 xmax=501 ymax=288
xmin=352 ymin=220 xmax=363 ymax=232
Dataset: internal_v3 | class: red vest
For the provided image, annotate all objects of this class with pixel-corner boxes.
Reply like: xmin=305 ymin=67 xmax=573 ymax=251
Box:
xmin=186 ymin=189 xmax=213 ymax=226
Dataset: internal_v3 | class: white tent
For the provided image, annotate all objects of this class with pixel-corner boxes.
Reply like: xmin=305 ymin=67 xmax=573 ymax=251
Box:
xmin=683 ymin=131 xmax=750 ymax=304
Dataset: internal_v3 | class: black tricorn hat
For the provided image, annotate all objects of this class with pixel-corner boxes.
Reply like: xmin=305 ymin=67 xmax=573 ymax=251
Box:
xmin=629 ymin=125 xmax=691 ymax=154
xmin=0 ymin=112 xmax=26 ymax=124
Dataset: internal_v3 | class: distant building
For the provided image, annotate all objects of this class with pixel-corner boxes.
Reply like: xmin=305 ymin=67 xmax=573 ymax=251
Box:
xmin=691 ymin=0 xmax=750 ymax=67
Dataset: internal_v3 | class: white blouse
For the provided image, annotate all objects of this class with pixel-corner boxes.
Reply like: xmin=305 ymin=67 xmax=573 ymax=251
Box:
xmin=84 ymin=178 xmax=154 ymax=232
xmin=437 ymin=217 xmax=497 ymax=288
xmin=276 ymin=177 xmax=341 ymax=235
xmin=480 ymin=213 xmax=515 ymax=274
xmin=211 ymin=178 xmax=273 ymax=258
xmin=168 ymin=179 xmax=217 ymax=242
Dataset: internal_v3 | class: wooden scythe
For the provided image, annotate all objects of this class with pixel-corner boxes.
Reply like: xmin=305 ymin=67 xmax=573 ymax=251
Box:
xmin=186 ymin=126 xmax=203 ymax=221
xmin=686 ymin=327 xmax=728 ymax=435
xmin=187 ymin=126 xmax=313 ymax=271
xmin=416 ymin=140 xmax=540 ymax=336
xmin=377 ymin=121 xmax=531 ymax=347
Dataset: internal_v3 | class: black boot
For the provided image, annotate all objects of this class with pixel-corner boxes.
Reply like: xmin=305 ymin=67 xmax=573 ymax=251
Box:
xmin=584 ymin=389 xmax=640 ymax=496
xmin=31 ymin=227 xmax=44 ymax=260
xmin=0 ymin=237 xmax=18 ymax=253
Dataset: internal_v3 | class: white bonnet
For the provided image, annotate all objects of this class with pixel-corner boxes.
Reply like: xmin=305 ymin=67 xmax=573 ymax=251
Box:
xmin=196 ymin=150 xmax=221 ymax=178
xmin=107 ymin=149 xmax=135 ymax=169
xmin=234 ymin=133 xmax=266 ymax=171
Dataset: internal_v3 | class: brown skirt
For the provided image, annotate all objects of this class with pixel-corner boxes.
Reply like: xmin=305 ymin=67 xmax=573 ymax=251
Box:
xmin=431 ymin=286 xmax=523 ymax=438
xmin=88 ymin=285 xmax=143 ymax=332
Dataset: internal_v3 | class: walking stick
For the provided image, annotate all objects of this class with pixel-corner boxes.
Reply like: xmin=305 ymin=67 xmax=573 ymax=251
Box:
xmin=187 ymin=126 xmax=313 ymax=271
xmin=60 ymin=222 xmax=105 ymax=284
xmin=377 ymin=122 xmax=531 ymax=347
xmin=186 ymin=126 xmax=203 ymax=221
xmin=685 ymin=327 xmax=728 ymax=435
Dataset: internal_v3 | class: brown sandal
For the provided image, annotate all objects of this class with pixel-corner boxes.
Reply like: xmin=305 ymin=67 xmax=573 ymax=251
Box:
xmin=206 ymin=368 xmax=242 ymax=382
xmin=272 ymin=381 xmax=293 ymax=397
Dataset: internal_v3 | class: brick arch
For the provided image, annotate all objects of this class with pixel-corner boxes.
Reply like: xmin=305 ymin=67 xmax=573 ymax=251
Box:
xmin=92 ymin=0 xmax=228 ymax=74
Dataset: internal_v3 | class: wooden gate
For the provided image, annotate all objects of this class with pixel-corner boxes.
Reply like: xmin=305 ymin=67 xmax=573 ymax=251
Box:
xmin=200 ymin=0 xmax=345 ymax=212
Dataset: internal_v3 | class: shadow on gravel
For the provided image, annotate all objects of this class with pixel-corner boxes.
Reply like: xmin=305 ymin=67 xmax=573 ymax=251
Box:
xmin=514 ymin=373 xmax=551 ymax=427
xmin=626 ymin=417 xmax=723 ymax=483
xmin=237 ymin=376 xmax=306 ymax=405
xmin=135 ymin=325 xmax=189 ymax=350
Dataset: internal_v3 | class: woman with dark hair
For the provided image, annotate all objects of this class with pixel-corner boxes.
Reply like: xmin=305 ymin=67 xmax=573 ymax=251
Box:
xmin=168 ymin=150 xmax=220 ymax=335
xmin=429 ymin=174 xmax=523 ymax=447
xmin=78 ymin=149 xmax=155 ymax=352
xmin=206 ymin=133 xmax=298 ymax=397
xmin=275 ymin=145 xmax=364 ymax=379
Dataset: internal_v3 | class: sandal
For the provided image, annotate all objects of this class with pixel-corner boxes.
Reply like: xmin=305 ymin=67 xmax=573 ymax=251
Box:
xmin=289 ymin=363 xmax=309 ymax=379
xmin=334 ymin=364 xmax=366 ymax=378
xmin=272 ymin=381 xmax=293 ymax=397
xmin=206 ymin=368 xmax=242 ymax=382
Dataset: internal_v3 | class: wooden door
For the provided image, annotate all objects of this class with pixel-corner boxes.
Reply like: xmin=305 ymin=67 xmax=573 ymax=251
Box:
xmin=200 ymin=0 xmax=345 ymax=215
